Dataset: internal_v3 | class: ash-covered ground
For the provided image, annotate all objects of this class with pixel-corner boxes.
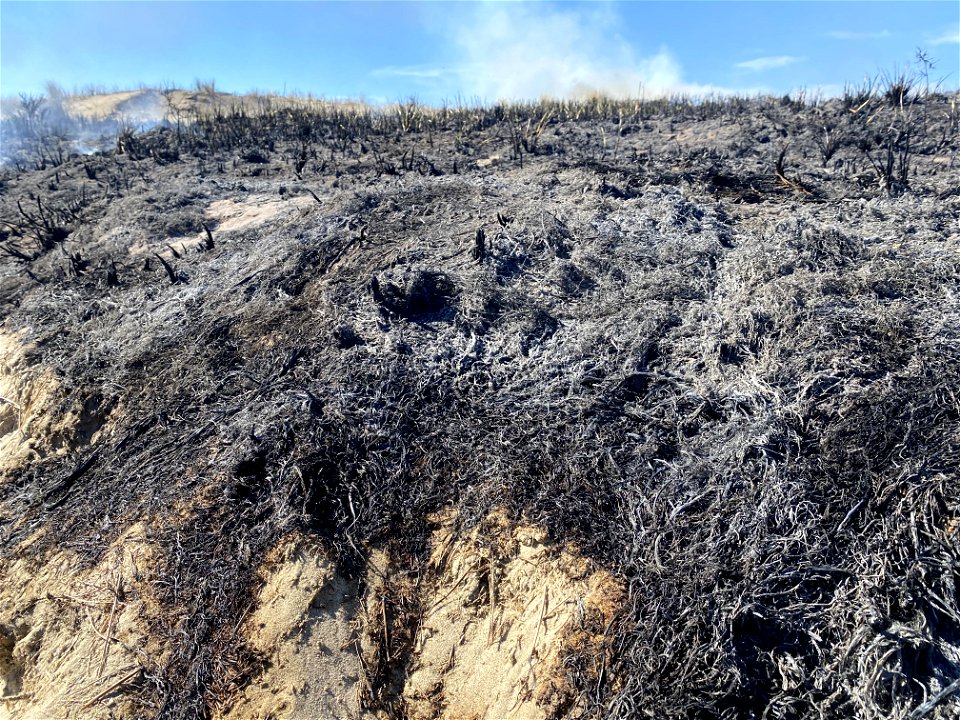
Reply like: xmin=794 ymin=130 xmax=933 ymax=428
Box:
xmin=1 ymin=90 xmax=959 ymax=720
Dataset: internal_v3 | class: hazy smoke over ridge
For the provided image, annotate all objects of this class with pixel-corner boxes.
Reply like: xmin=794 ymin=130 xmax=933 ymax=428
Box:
xmin=0 ymin=89 xmax=170 ymax=167
xmin=447 ymin=4 xmax=732 ymax=101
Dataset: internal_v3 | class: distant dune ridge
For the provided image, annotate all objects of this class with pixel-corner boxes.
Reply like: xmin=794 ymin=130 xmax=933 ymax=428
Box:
xmin=0 ymin=85 xmax=406 ymax=168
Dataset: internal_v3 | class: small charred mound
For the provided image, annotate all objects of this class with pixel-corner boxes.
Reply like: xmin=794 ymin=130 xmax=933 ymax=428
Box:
xmin=371 ymin=267 xmax=457 ymax=322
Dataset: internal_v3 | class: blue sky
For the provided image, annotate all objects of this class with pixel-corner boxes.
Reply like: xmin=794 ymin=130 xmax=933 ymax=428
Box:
xmin=1 ymin=1 xmax=958 ymax=104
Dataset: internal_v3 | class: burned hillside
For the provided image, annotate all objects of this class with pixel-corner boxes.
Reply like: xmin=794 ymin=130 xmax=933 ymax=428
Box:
xmin=1 ymin=88 xmax=959 ymax=720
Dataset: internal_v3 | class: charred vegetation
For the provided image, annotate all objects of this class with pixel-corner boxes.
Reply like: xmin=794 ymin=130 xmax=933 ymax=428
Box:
xmin=0 ymin=79 xmax=959 ymax=720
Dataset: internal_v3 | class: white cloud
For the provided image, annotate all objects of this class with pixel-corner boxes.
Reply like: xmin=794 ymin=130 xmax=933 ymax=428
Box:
xmin=411 ymin=4 xmax=747 ymax=101
xmin=735 ymin=56 xmax=805 ymax=71
xmin=371 ymin=66 xmax=450 ymax=80
xmin=931 ymin=28 xmax=960 ymax=45
xmin=828 ymin=30 xmax=892 ymax=40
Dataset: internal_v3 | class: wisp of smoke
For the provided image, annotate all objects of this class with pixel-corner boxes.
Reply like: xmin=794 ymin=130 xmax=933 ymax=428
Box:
xmin=0 ymin=89 xmax=170 ymax=167
xmin=448 ymin=4 xmax=735 ymax=101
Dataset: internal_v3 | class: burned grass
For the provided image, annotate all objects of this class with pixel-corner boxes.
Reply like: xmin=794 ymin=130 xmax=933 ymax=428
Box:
xmin=0 ymin=89 xmax=959 ymax=719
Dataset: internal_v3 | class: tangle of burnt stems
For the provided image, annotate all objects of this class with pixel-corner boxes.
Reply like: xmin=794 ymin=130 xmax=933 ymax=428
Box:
xmin=0 ymin=84 xmax=958 ymax=719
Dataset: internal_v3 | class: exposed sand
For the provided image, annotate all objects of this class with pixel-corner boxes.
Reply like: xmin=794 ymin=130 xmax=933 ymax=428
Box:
xmin=205 ymin=195 xmax=317 ymax=235
xmin=0 ymin=525 xmax=163 ymax=720
xmin=216 ymin=536 xmax=365 ymax=720
xmin=127 ymin=194 xmax=317 ymax=259
xmin=0 ymin=332 xmax=61 ymax=475
xmin=216 ymin=514 xmax=624 ymax=720
xmin=403 ymin=512 xmax=623 ymax=720
xmin=62 ymin=91 xmax=147 ymax=121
